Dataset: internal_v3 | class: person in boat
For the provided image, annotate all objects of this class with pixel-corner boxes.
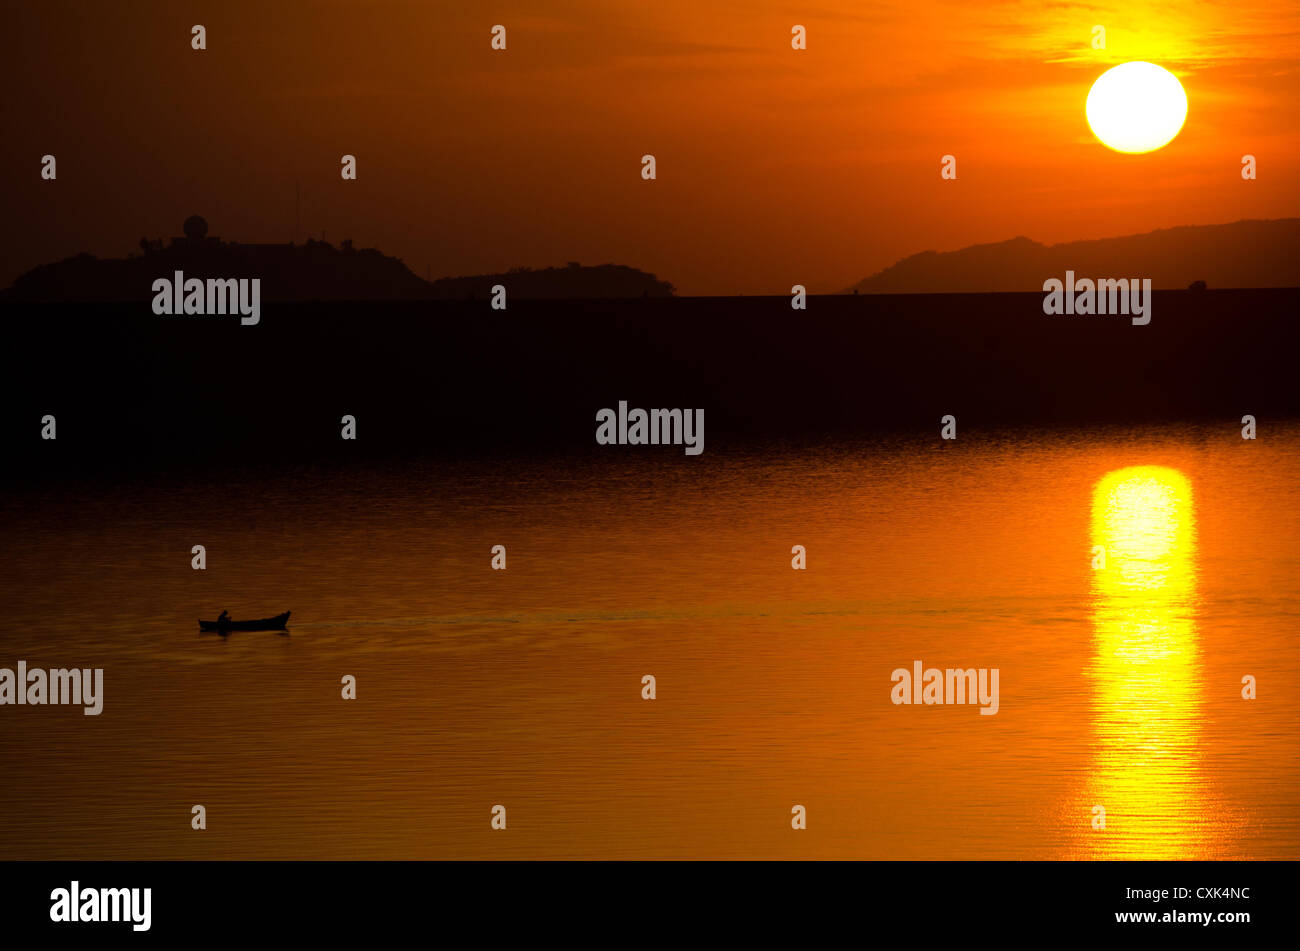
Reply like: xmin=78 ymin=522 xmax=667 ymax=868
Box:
xmin=217 ymin=610 xmax=231 ymax=625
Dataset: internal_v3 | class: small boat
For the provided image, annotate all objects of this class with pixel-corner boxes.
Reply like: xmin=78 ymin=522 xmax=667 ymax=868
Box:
xmin=199 ymin=611 xmax=291 ymax=633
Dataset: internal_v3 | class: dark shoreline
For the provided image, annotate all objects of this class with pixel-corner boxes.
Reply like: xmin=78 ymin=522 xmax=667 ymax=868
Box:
xmin=2 ymin=289 xmax=1296 ymax=481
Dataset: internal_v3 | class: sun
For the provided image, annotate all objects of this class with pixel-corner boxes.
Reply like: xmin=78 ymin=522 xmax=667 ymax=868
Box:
xmin=1086 ymin=62 xmax=1188 ymax=154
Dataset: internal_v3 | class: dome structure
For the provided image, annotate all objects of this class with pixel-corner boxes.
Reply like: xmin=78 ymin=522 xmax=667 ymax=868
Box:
xmin=182 ymin=215 xmax=208 ymax=241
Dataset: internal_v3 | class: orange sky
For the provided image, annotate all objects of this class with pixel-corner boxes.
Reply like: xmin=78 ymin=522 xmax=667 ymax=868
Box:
xmin=3 ymin=0 xmax=1298 ymax=294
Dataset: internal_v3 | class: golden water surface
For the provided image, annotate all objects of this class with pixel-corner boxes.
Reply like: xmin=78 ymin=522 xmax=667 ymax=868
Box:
xmin=1 ymin=424 xmax=1296 ymax=858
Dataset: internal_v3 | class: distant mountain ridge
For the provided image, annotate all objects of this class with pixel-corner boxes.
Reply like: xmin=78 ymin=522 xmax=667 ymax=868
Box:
xmin=3 ymin=216 xmax=675 ymax=301
xmin=844 ymin=219 xmax=1300 ymax=294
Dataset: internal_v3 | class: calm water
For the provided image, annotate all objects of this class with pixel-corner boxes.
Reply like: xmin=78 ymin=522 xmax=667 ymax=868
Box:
xmin=2 ymin=424 xmax=1298 ymax=858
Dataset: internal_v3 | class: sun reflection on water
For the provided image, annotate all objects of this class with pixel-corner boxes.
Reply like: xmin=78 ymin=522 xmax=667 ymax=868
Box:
xmin=1080 ymin=465 xmax=1217 ymax=858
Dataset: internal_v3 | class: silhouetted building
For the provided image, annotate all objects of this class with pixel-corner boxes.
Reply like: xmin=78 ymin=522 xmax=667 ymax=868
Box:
xmin=181 ymin=215 xmax=212 ymax=243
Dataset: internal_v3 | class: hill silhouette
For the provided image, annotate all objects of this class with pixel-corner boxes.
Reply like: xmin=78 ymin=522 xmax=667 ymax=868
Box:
xmin=845 ymin=219 xmax=1300 ymax=294
xmin=428 ymin=263 xmax=674 ymax=299
xmin=3 ymin=216 xmax=675 ymax=301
